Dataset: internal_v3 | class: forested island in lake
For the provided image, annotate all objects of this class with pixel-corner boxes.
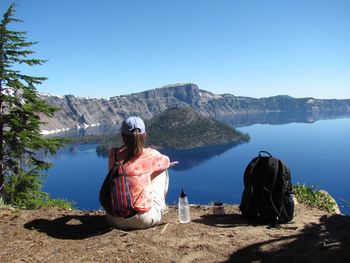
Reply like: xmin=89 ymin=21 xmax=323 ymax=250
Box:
xmin=145 ymin=107 xmax=249 ymax=149
xmin=65 ymin=107 xmax=250 ymax=155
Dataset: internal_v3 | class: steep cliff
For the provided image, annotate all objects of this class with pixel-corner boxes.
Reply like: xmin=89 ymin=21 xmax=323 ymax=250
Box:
xmin=40 ymin=83 xmax=350 ymax=133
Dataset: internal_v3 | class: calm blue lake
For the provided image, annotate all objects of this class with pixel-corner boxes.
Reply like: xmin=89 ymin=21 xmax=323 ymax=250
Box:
xmin=43 ymin=118 xmax=350 ymax=215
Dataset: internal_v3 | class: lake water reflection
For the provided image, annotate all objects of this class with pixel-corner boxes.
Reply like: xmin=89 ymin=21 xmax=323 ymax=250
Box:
xmin=43 ymin=117 xmax=350 ymax=215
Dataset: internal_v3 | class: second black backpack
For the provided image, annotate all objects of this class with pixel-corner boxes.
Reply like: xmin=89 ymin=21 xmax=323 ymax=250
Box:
xmin=239 ymin=151 xmax=294 ymax=224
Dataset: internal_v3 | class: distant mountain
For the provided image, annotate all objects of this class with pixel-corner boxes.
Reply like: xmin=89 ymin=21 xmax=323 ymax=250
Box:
xmin=145 ymin=107 xmax=250 ymax=149
xmin=40 ymin=83 xmax=350 ymax=133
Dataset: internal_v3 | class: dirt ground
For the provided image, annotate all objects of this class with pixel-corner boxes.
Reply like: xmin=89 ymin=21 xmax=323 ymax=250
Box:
xmin=1 ymin=203 xmax=350 ymax=263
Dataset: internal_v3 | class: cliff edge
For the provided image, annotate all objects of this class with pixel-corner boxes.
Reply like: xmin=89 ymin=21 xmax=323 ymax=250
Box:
xmin=1 ymin=203 xmax=349 ymax=262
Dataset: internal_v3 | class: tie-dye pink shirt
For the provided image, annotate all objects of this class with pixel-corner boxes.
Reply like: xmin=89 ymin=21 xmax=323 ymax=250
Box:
xmin=108 ymin=147 xmax=170 ymax=213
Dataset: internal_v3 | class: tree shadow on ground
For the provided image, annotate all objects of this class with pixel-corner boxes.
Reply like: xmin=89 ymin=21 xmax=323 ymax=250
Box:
xmin=222 ymin=214 xmax=350 ymax=263
xmin=24 ymin=214 xmax=112 ymax=240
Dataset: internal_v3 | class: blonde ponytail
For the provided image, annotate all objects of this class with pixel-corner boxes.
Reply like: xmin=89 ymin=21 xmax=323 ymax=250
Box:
xmin=122 ymin=129 xmax=146 ymax=158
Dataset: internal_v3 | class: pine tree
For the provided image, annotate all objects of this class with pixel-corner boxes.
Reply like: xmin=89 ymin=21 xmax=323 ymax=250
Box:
xmin=0 ymin=3 xmax=63 ymax=207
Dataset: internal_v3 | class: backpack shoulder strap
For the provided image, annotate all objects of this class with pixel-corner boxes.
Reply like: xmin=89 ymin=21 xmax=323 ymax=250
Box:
xmin=263 ymin=157 xmax=283 ymax=221
xmin=113 ymin=147 xmax=130 ymax=178
xmin=243 ymin=156 xmax=260 ymax=188
xmin=264 ymin=157 xmax=279 ymax=196
xmin=107 ymin=148 xmax=123 ymax=177
xmin=114 ymin=147 xmax=119 ymax=164
xmin=278 ymin=160 xmax=293 ymax=194
xmin=112 ymin=147 xmax=125 ymax=166
xmin=243 ymin=151 xmax=271 ymax=190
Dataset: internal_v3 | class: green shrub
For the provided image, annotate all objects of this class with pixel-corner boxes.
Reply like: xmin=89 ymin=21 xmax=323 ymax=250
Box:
xmin=40 ymin=198 xmax=74 ymax=210
xmin=293 ymin=183 xmax=338 ymax=213
xmin=3 ymin=168 xmax=73 ymax=210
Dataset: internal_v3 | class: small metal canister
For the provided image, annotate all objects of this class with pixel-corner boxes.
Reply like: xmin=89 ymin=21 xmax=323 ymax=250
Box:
xmin=212 ymin=202 xmax=225 ymax=215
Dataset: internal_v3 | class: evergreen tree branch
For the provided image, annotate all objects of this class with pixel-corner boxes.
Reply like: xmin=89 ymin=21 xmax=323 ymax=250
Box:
xmin=0 ymin=3 xmax=64 ymax=208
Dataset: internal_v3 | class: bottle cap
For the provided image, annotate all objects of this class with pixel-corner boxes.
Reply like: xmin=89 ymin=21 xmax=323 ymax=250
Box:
xmin=180 ymin=189 xmax=187 ymax=198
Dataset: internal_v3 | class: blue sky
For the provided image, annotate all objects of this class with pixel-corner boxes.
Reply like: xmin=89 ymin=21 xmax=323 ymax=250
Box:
xmin=1 ymin=0 xmax=349 ymax=99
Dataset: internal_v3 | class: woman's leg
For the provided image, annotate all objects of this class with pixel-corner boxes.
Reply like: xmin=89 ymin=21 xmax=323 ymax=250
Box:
xmin=150 ymin=170 xmax=169 ymax=213
xmin=106 ymin=210 xmax=159 ymax=230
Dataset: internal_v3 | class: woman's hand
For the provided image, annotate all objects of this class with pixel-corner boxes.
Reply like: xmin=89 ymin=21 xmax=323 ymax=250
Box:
xmin=169 ymin=161 xmax=179 ymax=167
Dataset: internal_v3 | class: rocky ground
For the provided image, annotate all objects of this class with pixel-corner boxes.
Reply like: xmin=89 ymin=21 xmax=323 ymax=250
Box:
xmin=1 ymin=204 xmax=350 ymax=263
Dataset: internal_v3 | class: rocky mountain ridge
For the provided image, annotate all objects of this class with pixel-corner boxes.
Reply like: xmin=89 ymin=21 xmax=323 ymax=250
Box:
xmin=40 ymin=83 xmax=350 ymax=134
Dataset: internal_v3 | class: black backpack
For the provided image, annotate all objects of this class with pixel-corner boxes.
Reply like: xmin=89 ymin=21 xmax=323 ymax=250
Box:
xmin=239 ymin=151 xmax=294 ymax=224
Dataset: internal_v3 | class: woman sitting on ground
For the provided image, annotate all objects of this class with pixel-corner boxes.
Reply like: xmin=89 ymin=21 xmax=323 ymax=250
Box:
xmin=106 ymin=116 xmax=170 ymax=230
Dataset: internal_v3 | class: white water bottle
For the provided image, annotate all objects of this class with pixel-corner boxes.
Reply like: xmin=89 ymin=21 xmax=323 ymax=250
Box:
xmin=179 ymin=189 xmax=190 ymax=223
